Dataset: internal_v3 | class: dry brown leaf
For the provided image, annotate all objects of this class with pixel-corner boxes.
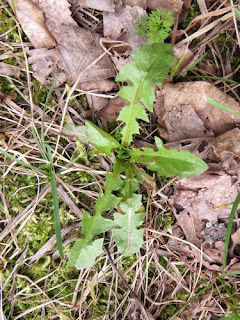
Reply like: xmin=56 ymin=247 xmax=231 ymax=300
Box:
xmin=181 ymin=288 xmax=213 ymax=319
xmin=0 ymin=62 xmax=20 ymax=77
xmin=175 ymin=211 xmax=204 ymax=247
xmin=214 ymin=128 xmax=240 ymax=157
xmin=77 ymin=0 xmax=115 ymax=12
xmin=173 ymin=43 xmax=196 ymax=76
xmin=167 ymin=226 xmax=195 ymax=258
xmin=163 ymin=104 xmax=213 ymax=141
xmin=123 ymin=0 xmax=147 ymax=9
xmin=79 ymin=79 xmax=117 ymax=92
xmin=17 ymin=0 xmax=115 ymax=87
xmin=173 ymin=173 xmax=238 ymax=222
xmin=155 ymin=82 xmax=240 ymax=141
xmin=231 ymin=228 xmax=240 ymax=246
xmin=86 ymin=95 xmax=109 ymax=112
xmin=103 ymin=4 xmax=146 ymax=53
xmin=15 ymin=0 xmax=56 ymax=48
xmin=27 ymin=48 xmax=67 ymax=86
xmin=97 ymin=96 xmax=127 ymax=122
xmin=147 ymin=0 xmax=183 ymax=18
xmin=129 ymin=298 xmax=155 ymax=320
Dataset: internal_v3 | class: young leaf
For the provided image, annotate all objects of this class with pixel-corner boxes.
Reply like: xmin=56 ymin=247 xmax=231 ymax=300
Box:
xmin=116 ymin=43 xmax=174 ymax=146
xmin=130 ymin=137 xmax=208 ymax=178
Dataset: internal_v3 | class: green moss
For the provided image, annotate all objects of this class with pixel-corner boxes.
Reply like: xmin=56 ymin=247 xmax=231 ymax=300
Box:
xmin=0 ymin=7 xmax=20 ymax=42
xmin=31 ymin=79 xmax=48 ymax=104
xmin=181 ymin=1 xmax=200 ymax=31
xmin=159 ymin=303 xmax=179 ymax=319
xmin=79 ymin=94 xmax=89 ymax=111
xmin=0 ymin=76 xmax=14 ymax=94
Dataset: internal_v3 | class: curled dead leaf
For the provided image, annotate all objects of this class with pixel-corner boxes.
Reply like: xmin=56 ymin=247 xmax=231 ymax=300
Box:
xmin=15 ymin=0 xmax=56 ymax=48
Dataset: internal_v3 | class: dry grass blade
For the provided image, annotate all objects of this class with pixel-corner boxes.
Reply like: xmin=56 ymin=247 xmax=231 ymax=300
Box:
xmin=179 ymin=12 xmax=233 ymax=44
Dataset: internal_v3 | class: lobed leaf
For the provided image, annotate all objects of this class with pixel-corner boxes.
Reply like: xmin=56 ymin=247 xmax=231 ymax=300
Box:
xmin=116 ymin=43 xmax=174 ymax=146
xmin=68 ymin=238 xmax=104 ymax=269
xmin=130 ymin=137 xmax=208 ymax=178
xmin=68 ymin=160 xmax=123 ymax=269
xmin=113 ymin=193 xmax=145 ymax=256
xmin=113 ymin=163 xmax=145 ymax=256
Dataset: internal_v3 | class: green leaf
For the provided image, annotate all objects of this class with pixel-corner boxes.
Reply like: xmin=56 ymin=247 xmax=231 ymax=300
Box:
xmin=46 ymin=144 xmax=63 ymax=258
xmin=113 ymin=163 xmax=145 ymax=256
xmin=96 ymin=160 xmax=124 ymax=214
xmin=68 ymin=160 xmax=123 ymax=270
xmin=63 ymin=121 xmax=121 ymax=156
xmin=116 ymin=43 xmax=174 ymax=146
xmin=63 ymin=123 xmax=88 ymax=144
xmin=235 ymin=8 xmax=240 ymax=22
xmin=68 ymin=213 xmax=117 ymax=270
xmin=134 ymin=9 xmax=174 ymax=43
xmin=223 ymin=191 xmax=240 ymax=271
xmin=113 ymin=194 xmax=145 ymax=256
xmin=82 ymin=212 xmax=117 ymax=240
xmin=85 ymin=120 xmax=121 ymax=156
xmin=130 ymin=137 xmax=208 ymax=178
xmin=68 ymin=238 xmax=104 ymax=269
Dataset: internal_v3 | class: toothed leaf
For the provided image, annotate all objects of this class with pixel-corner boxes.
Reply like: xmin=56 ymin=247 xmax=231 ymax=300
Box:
xmin=69 ymin=160 xmax=123 ymax=270
xmin=116 ymin=43 xmax=174 ymax=146
xmin=113 ymin=193 xmax=145 ymax=256
xmin=68 ymin=238 xmax=104 ymax=269
xmin=82 ymin=212 xmax=117 ymax=239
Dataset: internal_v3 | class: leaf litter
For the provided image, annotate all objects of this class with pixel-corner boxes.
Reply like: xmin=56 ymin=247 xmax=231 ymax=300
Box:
xmin=1 ymin=0 xmax=240 ymax=319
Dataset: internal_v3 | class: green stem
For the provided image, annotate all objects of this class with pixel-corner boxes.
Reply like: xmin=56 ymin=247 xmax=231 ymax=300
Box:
xmin=96 ymin=158 xmax=122 ymax=215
